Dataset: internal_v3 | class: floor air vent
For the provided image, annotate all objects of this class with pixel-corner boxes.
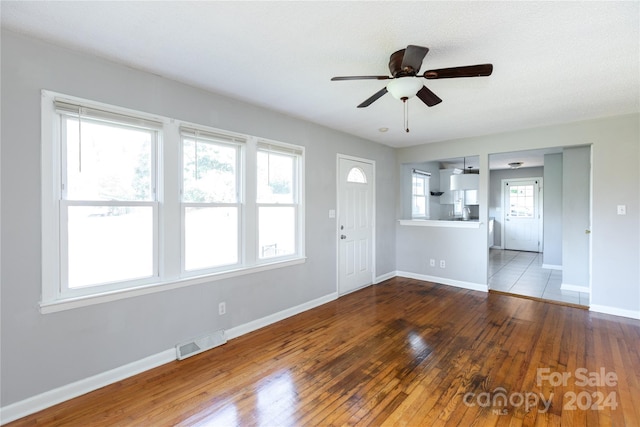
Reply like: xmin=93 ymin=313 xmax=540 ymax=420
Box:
xmin=176 ymin=330 xmax=227 ymax=360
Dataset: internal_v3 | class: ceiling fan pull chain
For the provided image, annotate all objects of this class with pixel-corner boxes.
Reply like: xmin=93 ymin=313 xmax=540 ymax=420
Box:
xmin=404 ymin=99 xmax=410 ymax=133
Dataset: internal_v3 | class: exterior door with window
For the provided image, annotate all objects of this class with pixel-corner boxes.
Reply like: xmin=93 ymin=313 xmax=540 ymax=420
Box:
xmin=338 ymin=157 xmax=374 ymax=295
xmin=503 ymin=178 xmax=541 ymax=252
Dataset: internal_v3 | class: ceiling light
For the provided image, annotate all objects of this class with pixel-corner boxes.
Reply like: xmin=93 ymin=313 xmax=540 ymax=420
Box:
xmin=508 ymin=162 xmax=523 ymax=169
xmin=386 ymin=77 xmax=423 ymax=100
xmin=378 ymin=127 xmax=389 ymax=133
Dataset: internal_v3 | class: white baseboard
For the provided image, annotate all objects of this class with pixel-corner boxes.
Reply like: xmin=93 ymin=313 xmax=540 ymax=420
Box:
xmin=374 ymin=271 xmax=396 ymax=284
xmin=396 ymin=271 xmax=488 ymax=293
xmin=542 ymin=264 xmax=563 ymax=270
xmin=0 ymin=349 xmax=176 ymax=425
xmin=561 ymin=283 xmax=589 ymax=293
xmin=590 ymin=304 xmax=640 ymax=320
xmin=1 ymin=291 xmax=338 ymax=425
xmin=226 ymin=292 xmax=338 ymax=340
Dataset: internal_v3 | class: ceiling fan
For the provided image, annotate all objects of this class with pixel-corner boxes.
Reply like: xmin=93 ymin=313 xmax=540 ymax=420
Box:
xmin=331 ymin=45 xmax=493 ymax=131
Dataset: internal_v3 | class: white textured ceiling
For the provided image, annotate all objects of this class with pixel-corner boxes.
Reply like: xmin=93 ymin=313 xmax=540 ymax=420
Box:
xmin=1 ymin=1 xmax=638 ymax=148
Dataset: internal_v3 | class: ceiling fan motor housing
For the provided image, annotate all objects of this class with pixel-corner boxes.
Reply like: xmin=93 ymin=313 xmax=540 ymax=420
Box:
xmin=389 ymin=49 xmax=406 ymax=76
xmin=389 ymin=49 xmax=416 ymax=76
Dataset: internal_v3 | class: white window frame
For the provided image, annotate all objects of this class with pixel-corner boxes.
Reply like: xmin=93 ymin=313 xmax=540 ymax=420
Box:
xmin=255 ymin=141 xmax=304 ymax=263
xmin=179 ymin=126 xmax=244 ymax=276
xmin=41 ymin=91 xmax=305 ymax=313
xmin=411 ymin=169 xmax=431 ymax=219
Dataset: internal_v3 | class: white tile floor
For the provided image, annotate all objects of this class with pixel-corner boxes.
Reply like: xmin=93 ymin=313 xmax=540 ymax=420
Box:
xmin=488 ymin=249 xmax=589 ymax=306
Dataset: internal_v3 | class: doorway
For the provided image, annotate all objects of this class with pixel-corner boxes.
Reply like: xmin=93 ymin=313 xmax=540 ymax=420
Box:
xmin=337 ymin=155 xmax=375 ymax=295
xmin=488 ymin=146 xmax=591 ymax=306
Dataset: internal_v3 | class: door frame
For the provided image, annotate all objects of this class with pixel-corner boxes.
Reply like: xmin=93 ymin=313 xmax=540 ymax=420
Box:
xmin=336 ymin=154 xmax=376 ymax=295
xmin=500 ymin=177 xmax=543 ymax=252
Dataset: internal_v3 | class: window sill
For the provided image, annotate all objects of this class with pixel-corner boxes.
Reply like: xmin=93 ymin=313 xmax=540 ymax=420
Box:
xmin=398 ymin=219 xmax=481 ymax=228
xmin=40 ymin=257 xmax=307 ymax=314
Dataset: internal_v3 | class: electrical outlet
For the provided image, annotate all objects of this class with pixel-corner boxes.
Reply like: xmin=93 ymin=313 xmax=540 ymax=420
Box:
xmin=440 ymin=260 xmax=446 ymax=269
xmin=218 ymin=302 xmax=226 ymax=315
xmin=430 ymin=259 xmax=436 ymax=267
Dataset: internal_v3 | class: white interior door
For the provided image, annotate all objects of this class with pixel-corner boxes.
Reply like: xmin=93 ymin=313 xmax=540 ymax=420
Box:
xmin=338 ymin=157 xmax=374 ymax=295
xmin=503 ymin=178 xmax=541 ymax=252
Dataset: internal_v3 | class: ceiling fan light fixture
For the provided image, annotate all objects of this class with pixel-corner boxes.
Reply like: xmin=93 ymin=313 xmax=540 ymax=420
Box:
xmin=386 ymin=77 xmax=422 ymax=100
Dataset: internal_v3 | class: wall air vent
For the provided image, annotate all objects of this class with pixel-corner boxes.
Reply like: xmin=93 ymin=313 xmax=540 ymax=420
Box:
xmin=176 ymin=330 xmax=227 ymax=360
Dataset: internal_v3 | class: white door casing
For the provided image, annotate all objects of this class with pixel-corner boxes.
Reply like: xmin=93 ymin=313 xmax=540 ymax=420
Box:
xmin=337 ymin=156 xmax=374 ymax=295
xmin=502 ymin=178 xmax=542 ymax=252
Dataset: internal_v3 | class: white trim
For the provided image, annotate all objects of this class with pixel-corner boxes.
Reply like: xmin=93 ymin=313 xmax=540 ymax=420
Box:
xmin=590 ymin=304 xmax=640 ymax=320
xmin=374 ymin=271 xmax=396 ymax=284
xmin=561 ymin=283 xmax=590 ymax=293
xmin=226 ymin=291 xmax=338 ymax=340
xmin=398 ymin=219 xmax=481 ymax=228
xmin=40 ymin=258 xmax=306 ymax=314
xmin=0 ymin=349 xmax=176 ymax=425
xmin=396 ymin=271 xmax=488 ymax=292
xmin=2 ymin=290 xmax=337 ymax=424
xmin=542 ymin=264 xmax=563 ymax=270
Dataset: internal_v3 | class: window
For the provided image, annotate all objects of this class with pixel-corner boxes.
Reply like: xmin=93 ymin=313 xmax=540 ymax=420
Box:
xmin=42 ymin=91 xmax=305 ymax=311
xmin=257 ymin=143 xmax=303 ymax=260
xmin=346 ymin=167 xmax=367 ymax=183
xmin=181 ymin=128 xmax=243 ymax=272
xmin=509 ymin=184 xmax=535 ymax=217
xmin=55 ymin=100 xmax=161 ymax=296
xmin=411 ymin=169 xmax=430 ymax=219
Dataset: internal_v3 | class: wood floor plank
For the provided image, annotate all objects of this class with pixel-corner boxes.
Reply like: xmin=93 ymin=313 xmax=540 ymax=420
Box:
xmin=6 ymin=278 xmax=640 ymax=426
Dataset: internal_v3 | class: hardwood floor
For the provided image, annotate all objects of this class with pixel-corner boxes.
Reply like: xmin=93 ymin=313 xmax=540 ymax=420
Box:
xmin=8 ymin=277 xmax=640 ymax=426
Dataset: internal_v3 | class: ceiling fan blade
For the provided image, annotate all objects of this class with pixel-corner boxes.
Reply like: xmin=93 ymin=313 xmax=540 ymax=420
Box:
xmin=357 ymin=87 xmax=388 ymax=108
xmin=423 ymin=64 xmax=493 ymax=79
xmin=331 ymin=75 xmax=391 ymax=81
xmin=416 ymin=86 xmax=442 ymax=107
xmin=400 ymin=45 xmax=429 ymax=74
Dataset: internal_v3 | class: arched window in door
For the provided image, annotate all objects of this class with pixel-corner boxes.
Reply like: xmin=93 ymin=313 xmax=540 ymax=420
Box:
xmin=347 ymin=167 xmax=367 ymax=184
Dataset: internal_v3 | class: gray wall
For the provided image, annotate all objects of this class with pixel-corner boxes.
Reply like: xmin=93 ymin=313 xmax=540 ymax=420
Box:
xmin=488 ymin=167 xmax=544 ymax=247
xmin=562 ymin=146 xmax=591 ymax=288
xmin=0 ymin=31 xmax=397 ymax=406
xmin=543 ymin=153 xmax=563 ymax=266
xmin=396 ymin=114 xmax=639 ymax=312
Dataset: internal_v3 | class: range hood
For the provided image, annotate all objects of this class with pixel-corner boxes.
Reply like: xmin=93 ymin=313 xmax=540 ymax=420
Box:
xmin=450 ymin=173 xmax=479 ymax=191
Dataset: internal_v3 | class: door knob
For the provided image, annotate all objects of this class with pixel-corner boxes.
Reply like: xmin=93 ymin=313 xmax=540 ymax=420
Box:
xmin=340 ymin=235 xmax=347 ymax=239
xmin=585 ymin=229 xmax=591 ymax=234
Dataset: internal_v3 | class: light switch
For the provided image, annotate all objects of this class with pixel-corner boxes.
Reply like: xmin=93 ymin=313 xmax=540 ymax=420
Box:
xmin=617 ymin=205 xmax=626 ymax=215
xmin=329 ymin=209 xmax=336 ymax=218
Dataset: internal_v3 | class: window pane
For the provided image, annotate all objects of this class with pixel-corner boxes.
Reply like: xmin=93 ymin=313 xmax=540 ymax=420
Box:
xmin=184 ymin=207 xmax=238 ymax=270
xmin=347 ymin=167 xmax=367 ymax=183
xmin=412 ymin=196 xmax=426 ymax=217
xmin=183 ymin=139 xmax=237 ymax=203
xmin=257 ymin=151 xmax=295 ymax=203
xmin=67 ymin=206 xmax=153 ymax=288
xmin=258 ymin=206 xmax=296 ymax=259
xmin=65 ymin=118 xmax=153 ymax=201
